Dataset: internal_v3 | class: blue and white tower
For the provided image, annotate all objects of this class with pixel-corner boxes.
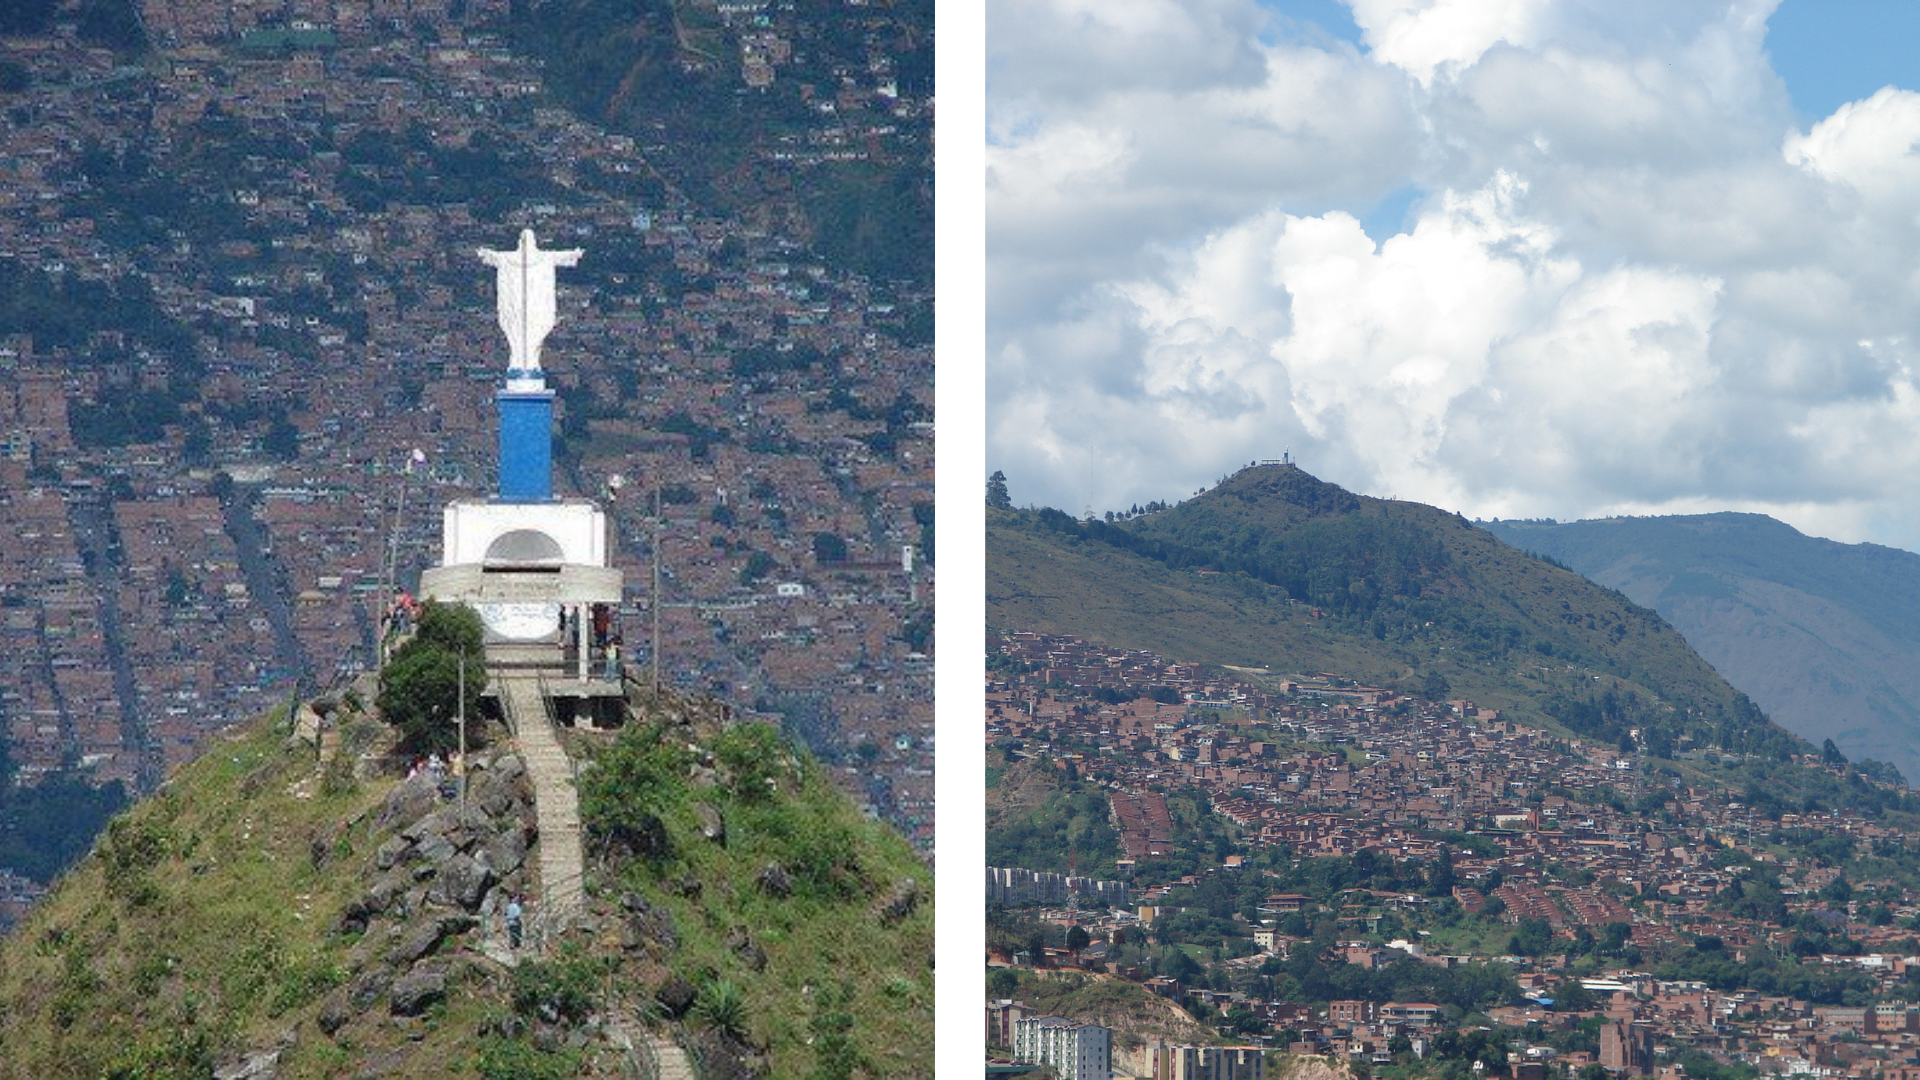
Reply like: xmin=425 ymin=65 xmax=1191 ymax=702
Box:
xmin=420 ymin=230 xmax=623 ymax=679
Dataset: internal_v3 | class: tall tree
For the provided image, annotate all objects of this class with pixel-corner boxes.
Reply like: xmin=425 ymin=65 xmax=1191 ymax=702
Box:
xmin=986 ymin=470 xmax=1011 ymax=509
xmin=1065 ymin=925 xmax=1090 ymax=955
xmin=377 ymin=601 xmax=487 ymax=754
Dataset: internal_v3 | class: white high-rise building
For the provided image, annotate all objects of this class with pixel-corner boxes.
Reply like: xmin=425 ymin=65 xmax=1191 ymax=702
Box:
xmin=1014 ymin=1015 xmax=1111 ymax=1080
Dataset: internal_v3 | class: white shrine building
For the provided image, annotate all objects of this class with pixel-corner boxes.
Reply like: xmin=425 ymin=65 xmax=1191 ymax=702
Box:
xmin=418 ymin=230 xmax=627 ymax=722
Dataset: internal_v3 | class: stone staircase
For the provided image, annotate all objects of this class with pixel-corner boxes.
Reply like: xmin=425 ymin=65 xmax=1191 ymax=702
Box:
xmin=604 ymin=1011 xmax=695 ymax=1080
xmin=497 ymin=672 xmax=584 ymax=932
xmin=643 ymin=1033 xmax=695 ymax=1080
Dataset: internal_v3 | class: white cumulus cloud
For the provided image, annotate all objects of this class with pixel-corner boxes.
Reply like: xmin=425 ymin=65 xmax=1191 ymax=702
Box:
xmin=987 ymin=0 xmax=1920 ymax=548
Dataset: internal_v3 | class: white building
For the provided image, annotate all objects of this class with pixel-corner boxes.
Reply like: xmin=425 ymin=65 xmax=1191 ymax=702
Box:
xmin=1148 ymin=1043 xmax=1265 ymax=1080
xmin=1014 ymin=1015 xmax=1112 ymax=1080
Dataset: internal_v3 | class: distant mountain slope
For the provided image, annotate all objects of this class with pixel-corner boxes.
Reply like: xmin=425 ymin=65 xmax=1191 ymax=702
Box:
xmin=1483 ymin=513 xmax=1920 ymax=786
xmin=989 ymin=465 xmax=1804 ymax=759
xmin=511 ymin=0 xmax=934 ymax=285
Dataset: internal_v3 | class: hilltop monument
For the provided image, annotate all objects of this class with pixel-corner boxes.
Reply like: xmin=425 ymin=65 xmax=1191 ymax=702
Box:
xmin=419 ymin=229 xmax=624 ymax=694
xmin=477 ymin=228 xmax=583 ymax=376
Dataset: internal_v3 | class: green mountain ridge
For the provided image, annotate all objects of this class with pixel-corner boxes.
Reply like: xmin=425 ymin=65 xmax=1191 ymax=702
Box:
xmin=988 ymin=464 xmax=1806 ymax=760
xmin=1483 ymin=512 xmax=1920 ymax=787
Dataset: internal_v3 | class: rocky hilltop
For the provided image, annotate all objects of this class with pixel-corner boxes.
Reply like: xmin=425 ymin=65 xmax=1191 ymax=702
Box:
xmin=0 ymin=682 xmax=933 ymax=1079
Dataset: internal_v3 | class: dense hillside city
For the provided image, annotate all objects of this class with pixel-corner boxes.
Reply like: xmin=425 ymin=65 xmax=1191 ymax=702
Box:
xmin=0 ymin=0 xmax=933 ymax=923
xmin=985 ymin=625 xmax=1920 ymax=1079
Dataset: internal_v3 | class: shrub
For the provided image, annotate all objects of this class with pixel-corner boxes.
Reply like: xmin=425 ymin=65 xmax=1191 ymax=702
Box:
xmin=475 ymin=1038 xmax=580 ymax=1080
xmin=511 ymin=947 xmax=602 ymax=1025
xmin=377 ymin=602 xmax=486 ymax=754
xmin=712 ymin=722 xmax=791 ymax=803
xmin=100 ymin=815 xmax=170 ymax=907
xmin=581 ymin=724 xmax=691 ymax=859
xmin=693 ymin=978 xmax=746 ymax=1039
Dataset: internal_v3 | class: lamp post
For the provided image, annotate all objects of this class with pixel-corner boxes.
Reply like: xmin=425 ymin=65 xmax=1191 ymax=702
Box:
xmin=457 ymin=649 xmax=467 ymax=807
xmin=379 ymin=448 xmax=426 ymax=668
xmin=652 ymin=481 xmax=662 ymax=696
xmin=607 ymin=472 xmax=627 ymax=695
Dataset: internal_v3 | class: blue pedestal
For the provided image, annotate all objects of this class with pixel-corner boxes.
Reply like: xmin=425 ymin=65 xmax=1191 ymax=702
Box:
xmin=497 ymin=387 xmax=555 ymax=501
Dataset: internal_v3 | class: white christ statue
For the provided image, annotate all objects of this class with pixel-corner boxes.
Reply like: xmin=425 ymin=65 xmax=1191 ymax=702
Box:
xmin=477 ymin=229 xmax=583 ymax=372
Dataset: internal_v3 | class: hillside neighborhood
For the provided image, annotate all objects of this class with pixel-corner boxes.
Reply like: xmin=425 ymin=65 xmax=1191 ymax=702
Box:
xmin=0 ymin=0 xmax=933 ymax=924
xmin=988 ymin=631 xmax=1920 ymax=1080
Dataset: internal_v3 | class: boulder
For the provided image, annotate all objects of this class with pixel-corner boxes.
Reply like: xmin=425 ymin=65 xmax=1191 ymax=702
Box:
xmin=756 ymin=862 xmax=792 ymax=898
xmin=726 ymin=926 xmax=766 ymax=972
xmin=339 ymin=868 xmax=414 ymax=931
xmin=481 ymin=825 xmax=529 ymax=878
xmin=695 ymin=802 xmax=726 ymax=845
xmin=386 ymin=915 xmax=472 ymax=967
xmin=411 ymin=833 xmax=457 ymax=868
xmin=492 ymin=753 xmax=527 ymax=785
xmin=466 ymin=769 xmax=516 ymax=819
xmin=620 ymin=893 xmax=677 ymax=951
xmin=352 ymin=1049 xmax=412 ymax=1080
xmin=309 ymin=827 xmax=340 ymax=871
xmin=655 ymin=977 xmax=698 ymax=1019
xmin=449 ymin=803 xmax=496 ymax=848
xmin=373 ymin=835 xmax=412 ymax=871
xmin=600 ymin=811 xmax=672 ymax=863
xmin=333 ymin=905 xmax=372 ymax=937
xmin=428 ymin=853 xmax=494 ymax=911
xmin=316 ymin=992 xmax=354 ymax=1036
xmin=875 ymin=877 xmax=922 ymax=924
xmin=388 ymin=969 xmax=448 ymax=1017
xmin=344 ymin=967 xmax=393 ymax=1012
xmin=401 ymin=812 xmax=442 ymax=842
xmin=213 ymin=1048 xmax=282 ymax=1080
xmin=376 ymin=778 xmax=437 ymax=831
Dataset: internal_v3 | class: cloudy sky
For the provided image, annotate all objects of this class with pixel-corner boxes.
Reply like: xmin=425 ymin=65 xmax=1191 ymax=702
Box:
xmin=986 ymin=0 xmax=1920 ymax=547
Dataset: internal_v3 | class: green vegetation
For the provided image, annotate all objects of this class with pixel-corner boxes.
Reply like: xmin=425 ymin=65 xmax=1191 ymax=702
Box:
xmin=0 ymin=257 xmax=197 ymax=374
xmin=987 ymin=469 xmax=1012 ymax=509
xmin=1647 ymin=937 xmax=1883 ymax=1005
xmin=984 ymin=967 xmax=1218 ymax=1047
xmin=0 ymin=714 xmax=413 ymax=1078
xmin=0 ymin=59 xmax=31 ymax=94
xmin=0 ymin=763 xmax=126 ymax=884
xmin=1486 ymin=512 xmax=1920 ymax=787
xmin=74 ymin=0 xmax=145 ymax=52
xmin=0 ymin=0 xmax=56 ymax=34
xmin=375 ymin=601 xmax=487 ymax=754
xmin=987 ymin=465 xmax=1810 ymax=753
xmin=812 ymin=531 xmax=848 ymax=565
xmin=0 ymin=686 xmax=931 ymax=1077
xmin=337 ymin=126 xmax=559 ymax=217
xmin=986 ymin=785 xmax=1123 ymax=877
xmin=577 ymin=718 xmax=933 ymax=1076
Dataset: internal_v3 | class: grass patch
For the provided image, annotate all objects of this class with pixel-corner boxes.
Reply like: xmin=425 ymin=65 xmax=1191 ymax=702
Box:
xmin=0 ymin=711 xmax=538 ymax=1079
xmin=580 ymin=719 xmax=934 ymax=1077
